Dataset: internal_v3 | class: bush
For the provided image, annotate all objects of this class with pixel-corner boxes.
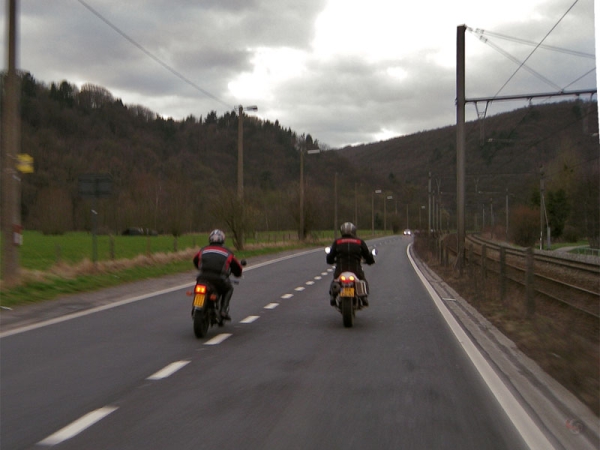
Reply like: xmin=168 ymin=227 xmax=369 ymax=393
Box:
xmin=510 ymin=205 xmax=539 ymax=247
xmin=562 ymin=225 xmax=579 ymax=243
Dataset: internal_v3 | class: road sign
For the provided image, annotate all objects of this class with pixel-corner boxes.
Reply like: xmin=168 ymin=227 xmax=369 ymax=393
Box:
xmin=78 ymin=174 xmax=112 ymax=198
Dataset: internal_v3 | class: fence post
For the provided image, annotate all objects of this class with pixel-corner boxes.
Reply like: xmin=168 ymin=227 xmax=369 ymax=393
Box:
xmin=481 ymin=244 xmax=487 ymax=280
xmin=526 ymin=247 xmax=535 ymax=318
xmin=499 ymin=247 xmax=506 ymax=304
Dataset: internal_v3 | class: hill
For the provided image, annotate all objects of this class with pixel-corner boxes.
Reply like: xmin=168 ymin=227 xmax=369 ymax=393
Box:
xmin=3 ymin=72 xmax=598 ymax=244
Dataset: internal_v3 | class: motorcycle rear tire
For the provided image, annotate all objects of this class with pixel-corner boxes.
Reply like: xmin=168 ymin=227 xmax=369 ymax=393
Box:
xmin=341 ymin=297 xmax=354 ymax=328
xmin=193 ymin=308 xmax=209 ymax=338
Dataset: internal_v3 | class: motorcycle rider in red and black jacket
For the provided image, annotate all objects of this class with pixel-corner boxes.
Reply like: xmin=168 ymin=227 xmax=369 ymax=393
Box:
xmin=193 ymin=229 xmax=243 ymax=321
xmin=326 ymin=222 xmax=375 ymax=306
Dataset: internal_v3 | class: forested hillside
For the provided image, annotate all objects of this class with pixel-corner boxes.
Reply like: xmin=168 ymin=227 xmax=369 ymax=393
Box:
xmin=2 ymin=71 xmax=598 ymax=246
xmin=340 ymin=100 xmax=599 ymax=246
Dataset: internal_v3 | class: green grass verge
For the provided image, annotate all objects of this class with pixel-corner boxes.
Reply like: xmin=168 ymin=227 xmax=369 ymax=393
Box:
xmin=0 ymin=242 xmax=321 ymax=308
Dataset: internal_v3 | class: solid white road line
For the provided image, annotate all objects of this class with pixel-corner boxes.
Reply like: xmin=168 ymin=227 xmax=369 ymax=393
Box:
xmin=38 ymin=406 xmax=118 ymax=446
xmin=406 ymin=244 xmax=554 ymax=450
xmin=240 ymin=316 xmax=259 ymax=324
xmin=147 ymin=360 xmax=190 ymax=380
xmin=264 ymin=303 xmax=279 ymax=309
xmin=204 ymin=333 xmax=232 ymax=345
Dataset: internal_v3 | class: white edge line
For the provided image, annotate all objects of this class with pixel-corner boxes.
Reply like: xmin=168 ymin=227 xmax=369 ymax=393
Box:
xmin=0 ymin=283 xmax=192 ymax=338
xmin=204 ymin=333 xmax=232 ymax=345
xmin=406 ymin=244 xmax=554 ymax=450
xmin=147 ymin=360 xmax=190 ymax=380
xmin=1 ymin=248 xmax=323 ymax=339
xmin=38 ymin=406 xmax=118 ymax=446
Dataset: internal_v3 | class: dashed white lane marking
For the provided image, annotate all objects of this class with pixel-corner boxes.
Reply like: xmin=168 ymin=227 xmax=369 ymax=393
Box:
xmin=327 ymin=268 xmax=333 ymax=272
xmin=321 ymin=272 xmax=328 ymax=276
xmin=306 ymin=281 xmax=315 ymax=285
xmin=314 ymin=276 xmax=322 ymax=280
xmin=264 ymin=303 xmax=279 ymax=310
xmin=38 ymin=406 xmax=118 ymax=446
xmin=281 ymin=294 xmax=294 ymax=299
xmin=240 ymin=316 xmax=259 ymax=323
xmin=147 ymin=360 xmax=190 ymax=380
xmin=295 ymin=287 xmax=305 ymax=291
xmin=204 ymin=333 xmax=232 ymax=345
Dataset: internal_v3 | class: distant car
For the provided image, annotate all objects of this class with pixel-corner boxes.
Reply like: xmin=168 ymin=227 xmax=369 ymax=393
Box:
xmin=403 ymin=229 xmax=412 ymax=236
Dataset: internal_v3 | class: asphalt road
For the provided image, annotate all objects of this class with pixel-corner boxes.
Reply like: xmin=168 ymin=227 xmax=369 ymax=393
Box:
xmin=1 ymin=237 xmax=535 ymax=449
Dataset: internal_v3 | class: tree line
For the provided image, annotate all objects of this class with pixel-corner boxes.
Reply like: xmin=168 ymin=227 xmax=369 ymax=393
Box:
xmin=1 ymin=71 xmax=598 ymax=249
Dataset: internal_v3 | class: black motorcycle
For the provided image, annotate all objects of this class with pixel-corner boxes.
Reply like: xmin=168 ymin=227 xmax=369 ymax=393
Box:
xmin=187 ymin=261 xmax=246 ymax=338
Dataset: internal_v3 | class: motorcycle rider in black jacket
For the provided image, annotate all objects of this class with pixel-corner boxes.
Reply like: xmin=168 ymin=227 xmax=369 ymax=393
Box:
xmin=326 ymin=222 xmax=375 ymax=306
xmin=193 ymin=229 xmax=244 ymax=321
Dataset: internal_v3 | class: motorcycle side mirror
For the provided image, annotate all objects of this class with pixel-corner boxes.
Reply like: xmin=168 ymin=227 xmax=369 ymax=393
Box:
xmin=371 ymin=249 xmax=378 ymax=256
xmin=325 ymin=247 xmax=331 ymax=254
xmin=241 ymin=259 xmax=247 ymax=266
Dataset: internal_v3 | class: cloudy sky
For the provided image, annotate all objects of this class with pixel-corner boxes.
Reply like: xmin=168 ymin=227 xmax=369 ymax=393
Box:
xmin=1 ymin=0 xmax=596 ymax=148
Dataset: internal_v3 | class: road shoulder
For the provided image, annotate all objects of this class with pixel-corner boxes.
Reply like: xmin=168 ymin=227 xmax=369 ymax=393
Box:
xmin=409 ymin=245 xmax=599 ymax=450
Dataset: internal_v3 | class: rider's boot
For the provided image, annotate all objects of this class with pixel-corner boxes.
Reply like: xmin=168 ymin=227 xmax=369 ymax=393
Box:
xmin=220 ymin=289 xmax=233 ymax=321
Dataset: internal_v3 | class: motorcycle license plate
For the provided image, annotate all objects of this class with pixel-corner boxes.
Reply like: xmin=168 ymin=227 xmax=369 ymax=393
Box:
xmin=193 ymin=294 xmax=205 ymax=308
xmin=340 ymin=287 xmax=354 ymax=297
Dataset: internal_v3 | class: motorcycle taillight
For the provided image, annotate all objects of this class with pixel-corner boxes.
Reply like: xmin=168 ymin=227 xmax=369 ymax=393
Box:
xmin=339 ymin=274 xmax=355 ymax=284
xmin=195 ymin=284 xmax=207 ymax=294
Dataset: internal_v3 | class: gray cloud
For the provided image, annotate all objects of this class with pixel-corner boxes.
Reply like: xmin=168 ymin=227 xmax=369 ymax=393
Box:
xmin=2 ymin=0 xmax=596 ymax=148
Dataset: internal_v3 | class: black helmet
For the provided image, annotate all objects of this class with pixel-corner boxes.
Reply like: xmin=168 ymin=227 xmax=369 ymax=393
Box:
xmin=209 ymin=229 xmax=225 ymax=244
xmin=340 ymin=222 xmax=357 ymax=237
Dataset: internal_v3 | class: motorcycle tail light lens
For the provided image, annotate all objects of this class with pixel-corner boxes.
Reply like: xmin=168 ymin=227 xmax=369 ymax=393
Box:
xmin=195 ymin=284 xmax=207 ymax=294
xmin=340 ymin=275 xmax=355 ymax=283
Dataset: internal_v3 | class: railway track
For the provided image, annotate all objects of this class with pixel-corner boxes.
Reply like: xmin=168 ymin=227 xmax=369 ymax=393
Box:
xmin=447 ymin=234 xmax=600 ymax=323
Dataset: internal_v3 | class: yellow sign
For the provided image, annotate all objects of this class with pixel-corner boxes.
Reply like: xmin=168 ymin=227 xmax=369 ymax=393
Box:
xmin=17 ymin=154 xmax=34 ymax=173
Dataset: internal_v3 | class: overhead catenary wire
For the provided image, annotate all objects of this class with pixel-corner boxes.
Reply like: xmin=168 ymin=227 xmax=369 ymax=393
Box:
xmin=77 ymin=0 xmax=231 ymax=110
xmin=490 ymin=0 xmax=581 ymax=99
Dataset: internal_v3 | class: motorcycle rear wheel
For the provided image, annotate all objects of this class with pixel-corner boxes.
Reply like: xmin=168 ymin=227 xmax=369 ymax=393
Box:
xmin=341 ymin=297 xmax=354 ymax=328
xmin=193 ymin=308 xmax=209 ymax=338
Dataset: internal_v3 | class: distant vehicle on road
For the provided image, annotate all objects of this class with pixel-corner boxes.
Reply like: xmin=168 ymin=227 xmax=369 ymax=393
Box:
xmin=403 ymin=229 xmax=412 ymax=236
xmin=122 ymin=227 xmax=158 ymax=236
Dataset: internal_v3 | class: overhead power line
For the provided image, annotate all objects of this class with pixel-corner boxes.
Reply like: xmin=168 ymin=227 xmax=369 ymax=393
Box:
xmin=77 ymin=0 xmax=231 ymax=109
xmin=490 ymin=0 xmax=581 ymax=99
xmin=470 ymin=29 xmax=595 ymax=59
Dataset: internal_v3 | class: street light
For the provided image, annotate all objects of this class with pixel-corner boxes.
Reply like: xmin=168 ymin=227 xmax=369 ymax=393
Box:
xmin=237 ymin=105 xmax=258 ymax=201
xmin=371 ymin=189 xmax=381 ymax=236
xmin=299 ymin=142 xmax=320 ymax=240
xmin=384 ymin=195 xmax=393 ymax=233
xmin=237 ymin=104 xmax=257 ymax=249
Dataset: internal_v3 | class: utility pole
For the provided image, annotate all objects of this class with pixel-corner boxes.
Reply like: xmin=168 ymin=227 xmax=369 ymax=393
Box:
xmin=236 ymin=105 xmax=257 ymax=249
xmin=539 ymin=166 xmax=544 ymax=250
xmin=334 ymin=172 xmax=338 ymax=238
xmin=2 ymin=0 xmax=20 ymax=286
xmin=428 ymin=172 xmax=432 ymax=236
xmin=456 ymin=24 xmax=466 ymax=272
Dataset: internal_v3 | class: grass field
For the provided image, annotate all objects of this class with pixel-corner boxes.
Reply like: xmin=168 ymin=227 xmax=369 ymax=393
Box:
xmin=0 ymin=230 xmax=344 ymax=307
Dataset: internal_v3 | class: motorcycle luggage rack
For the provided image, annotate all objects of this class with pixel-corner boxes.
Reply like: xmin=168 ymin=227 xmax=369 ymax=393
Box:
xmin=355 ymin=280 xmax=368 ymax=297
